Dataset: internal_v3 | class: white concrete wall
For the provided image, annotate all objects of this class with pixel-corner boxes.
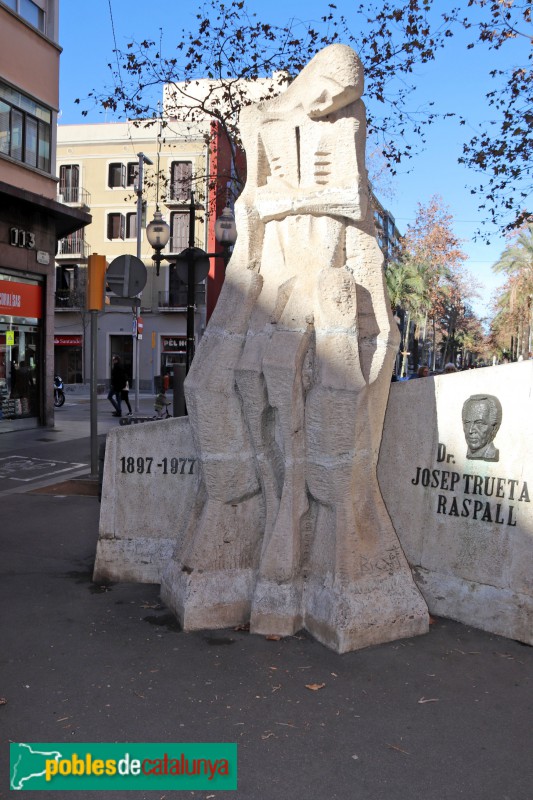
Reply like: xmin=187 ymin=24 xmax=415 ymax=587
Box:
xmin=95 ymin=361 xmax=532 ymax=646
xmin=94 ymin=417 xmax=198 ymax=583
xmin=378 ymin=361 xmax=533 ymax=645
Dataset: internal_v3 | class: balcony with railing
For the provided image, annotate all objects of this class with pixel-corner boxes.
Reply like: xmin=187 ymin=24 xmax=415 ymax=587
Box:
xmin=57 ymin=186 xmax=91 ymax=208
xmin=55 ymin=286 xmax=87 ymax=310
xmin=56 ymin=234 xmax=90 ymax=260
xmin=158 ymin=284 xmax=206 ymax=310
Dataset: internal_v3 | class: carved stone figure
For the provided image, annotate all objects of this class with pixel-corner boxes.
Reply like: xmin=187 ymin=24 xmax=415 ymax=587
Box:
xmin=462 ymin=394 xmax=502 ymax=462
xmin=160 ymin=44 xmax=428 ymax=652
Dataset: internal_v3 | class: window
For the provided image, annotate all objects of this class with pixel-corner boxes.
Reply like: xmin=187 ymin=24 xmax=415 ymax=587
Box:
xmin=20 ymin=0 xmax=45 ymax=31
xmin=59 ymin=164 xmax=80 ymax=203
xmin=107 ymin=213 xmax=125 ymax=240
xmin=169 ymin=161 xmax=192 ymax=202
xmin=108 ymin=162 xmax=126 ymax=188
xmin=125 ymin=212 xmax=137 ymax=239
xmin=170 ymin=212 xmax=188 ymax=252
xmin=55 ymin=265 xmax=86 ymax=308
xmin=0 ymin=81 xmax=51 ymax=172
xmin=4 ymin=0 xmax=45 ymax=32
xmin=126 ymin=162 xmax=138 ymax=188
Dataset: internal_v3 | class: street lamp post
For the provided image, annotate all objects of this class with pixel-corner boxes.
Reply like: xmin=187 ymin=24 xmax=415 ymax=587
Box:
xmin=146 ymin=194 xmax=237 ymax=380
xmin=134 ymin=152 xmax=153 ymax=412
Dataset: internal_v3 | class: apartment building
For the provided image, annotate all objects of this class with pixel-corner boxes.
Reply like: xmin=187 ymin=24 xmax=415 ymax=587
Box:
xmin=55 ymin=118 xmax=233 ymax=391
xmin=0 ymin=0 xmax=90 ymax=429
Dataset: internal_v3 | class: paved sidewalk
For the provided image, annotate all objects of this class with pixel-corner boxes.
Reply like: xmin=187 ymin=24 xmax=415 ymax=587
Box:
xmin=1 ymin=421 xmax=532 ymax=799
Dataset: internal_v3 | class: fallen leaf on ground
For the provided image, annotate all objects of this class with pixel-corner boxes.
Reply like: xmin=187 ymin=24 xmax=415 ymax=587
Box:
xmin=387 ymin=743 xmax=410 ymax=755
xmin=305 ymin=683 xmax=326 ymax=691
xmin=233 ymin=623 xmax=249 ymax=631
xmin=265 ymin=635 xmax=281 ymax=641
xmin=0 ymin=698 xmax=7 ymax=705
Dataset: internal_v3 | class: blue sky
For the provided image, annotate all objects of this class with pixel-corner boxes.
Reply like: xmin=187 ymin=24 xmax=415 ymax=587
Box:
xmin=58 ymin=0 xmax=529 ymax=318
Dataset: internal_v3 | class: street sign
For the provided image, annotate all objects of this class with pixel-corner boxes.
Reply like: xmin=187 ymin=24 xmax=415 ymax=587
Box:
xmin=174 ymin=247 xmax=211 ymax=283
xmin=107 ymin=254 xmax=147 ymax=298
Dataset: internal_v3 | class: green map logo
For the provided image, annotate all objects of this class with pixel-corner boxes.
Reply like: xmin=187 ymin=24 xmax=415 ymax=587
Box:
xmin=11 ymin=743 xmax=63 ymax=790
xmin=10 ymin=742 xmax=238 ymax=790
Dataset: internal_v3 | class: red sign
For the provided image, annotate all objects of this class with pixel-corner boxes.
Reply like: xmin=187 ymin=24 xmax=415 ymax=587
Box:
xmin=54 ymin=335 xmax=83 ymax=347
xmin=0 ymin=280 xmax=42 ymax=318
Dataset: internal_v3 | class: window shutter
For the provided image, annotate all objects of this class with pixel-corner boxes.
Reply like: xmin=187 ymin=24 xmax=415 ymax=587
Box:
xmin=171 ymin=161 xmax=192 ymax=202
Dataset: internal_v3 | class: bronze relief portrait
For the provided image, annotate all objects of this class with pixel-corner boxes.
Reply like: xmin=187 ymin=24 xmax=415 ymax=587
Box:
xmin=462 ymin=394 xmax=502 ymax=462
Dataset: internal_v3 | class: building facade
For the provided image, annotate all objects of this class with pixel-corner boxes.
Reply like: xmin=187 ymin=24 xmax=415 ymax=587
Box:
xmin=0 ymin=0 xmax=90 ymax=429
xmin=55 ymin=119 xmax=233 ymax=393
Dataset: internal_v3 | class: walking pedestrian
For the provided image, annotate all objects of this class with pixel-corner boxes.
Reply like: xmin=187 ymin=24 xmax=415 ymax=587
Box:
xmin=121 ymin=379 xmax=133 ymax=416
xmin=108 ymin=356 xmax=127 ymax=417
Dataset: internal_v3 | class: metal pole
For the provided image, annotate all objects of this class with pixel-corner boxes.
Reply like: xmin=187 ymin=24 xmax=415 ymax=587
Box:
xmin=90 ymin=309 xmax=98 ymax=477
xmin=186 ymin=192 xmax=196 ymax=374
xmin=134 ymin=155 xmax=144 ymax=412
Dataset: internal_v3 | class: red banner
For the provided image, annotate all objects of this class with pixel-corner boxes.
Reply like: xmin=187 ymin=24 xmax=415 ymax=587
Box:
xmin=0 ymin=280 xmax=42 ymax=318
xmin=54 ymin=335 xmax=83 ymax=346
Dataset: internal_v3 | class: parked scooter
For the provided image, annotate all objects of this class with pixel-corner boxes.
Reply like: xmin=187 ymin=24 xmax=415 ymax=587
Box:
xmin=54 ymin=375 xmax=65 ymax=407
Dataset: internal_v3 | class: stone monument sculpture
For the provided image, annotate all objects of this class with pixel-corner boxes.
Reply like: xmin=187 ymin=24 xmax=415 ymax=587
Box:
xmin=160 ymin=44 xmax=429 ymax=652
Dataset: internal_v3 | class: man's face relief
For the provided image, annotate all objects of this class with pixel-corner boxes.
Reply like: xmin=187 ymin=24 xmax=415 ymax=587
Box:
xmin=463 ymin=401 xmax=494 ymax=453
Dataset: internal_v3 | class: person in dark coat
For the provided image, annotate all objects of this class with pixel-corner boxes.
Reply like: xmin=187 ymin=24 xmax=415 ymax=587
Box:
xmin=108 ymin=355 xmax=127 ymax=416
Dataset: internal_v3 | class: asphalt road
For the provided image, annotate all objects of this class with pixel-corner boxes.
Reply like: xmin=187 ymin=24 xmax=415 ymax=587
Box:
xmin=1 ymin=401 xmax=532 ymax=799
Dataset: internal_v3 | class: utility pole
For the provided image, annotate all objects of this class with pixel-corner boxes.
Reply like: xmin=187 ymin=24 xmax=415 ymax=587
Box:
xmin=134 ymin=152 xmax=153 ymax=411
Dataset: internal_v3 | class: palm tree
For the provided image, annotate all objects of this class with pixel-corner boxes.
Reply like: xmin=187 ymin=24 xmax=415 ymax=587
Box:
xmin=493 ymin=224 xmax=533 ymax=358
xmin=385 ymin=256 xmax=427 ymax=375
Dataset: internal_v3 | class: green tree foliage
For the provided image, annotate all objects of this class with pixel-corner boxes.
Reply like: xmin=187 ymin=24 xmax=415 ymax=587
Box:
xmin=491 ymin=223 xmax=533 ymax=357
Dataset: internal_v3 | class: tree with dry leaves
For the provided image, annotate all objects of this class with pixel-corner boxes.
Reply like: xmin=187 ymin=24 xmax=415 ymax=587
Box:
xmin=80 ymin=0 xmax=531 ymax=232
xmin=387 ymin=195 xmax=485 ymax=370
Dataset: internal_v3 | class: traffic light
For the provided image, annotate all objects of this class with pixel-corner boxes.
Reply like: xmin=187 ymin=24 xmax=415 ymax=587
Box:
xmin=87 ymin=254 xmax=107 ymax=310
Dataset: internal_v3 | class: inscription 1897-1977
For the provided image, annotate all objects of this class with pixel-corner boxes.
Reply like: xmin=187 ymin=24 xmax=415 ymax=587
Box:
xmin=119 ymin=456 xmax=196 ymax=475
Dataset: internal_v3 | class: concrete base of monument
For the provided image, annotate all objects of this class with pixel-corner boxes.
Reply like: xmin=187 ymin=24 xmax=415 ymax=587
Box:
xmin=93 ymin=537 xmax=175 ymax=584
xmin=160 ymin=563 xmax=255 ymax=630
xmin=301 ymin=575 xmax=429 ymax=654
xmin=93 ymin=416 xmax=199 ymax=586
xmin=413 ymin=567 xmax=533 ymax=646
xmin=249 ymin=579 xmax=304 ymax=636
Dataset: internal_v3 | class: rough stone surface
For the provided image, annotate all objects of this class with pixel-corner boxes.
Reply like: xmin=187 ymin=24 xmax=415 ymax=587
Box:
xmin=159 ymin=44 xmax=429 ymax=652
xmin=93 ymin=418 xmax=198 ymax=584
xmin=378 ymin=361 xmax=533 ymax=645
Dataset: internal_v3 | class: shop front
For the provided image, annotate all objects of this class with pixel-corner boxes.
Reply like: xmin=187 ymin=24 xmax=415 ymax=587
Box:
xmin=54 ymin=334 xmax=83 ymax=384
xmin=0 ymin=275 xmax=43 ymax=424
xmin=160 ymin=335 xmax=187 ymax=389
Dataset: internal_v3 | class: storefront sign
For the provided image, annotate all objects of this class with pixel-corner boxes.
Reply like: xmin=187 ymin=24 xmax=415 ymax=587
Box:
xmin=54 ymin=335 xmax=82 ymax=347
xmin=162 ymin=337 xmax=186 ymax=352
xmin=0 ymin=280 xmax=42 ymax=318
